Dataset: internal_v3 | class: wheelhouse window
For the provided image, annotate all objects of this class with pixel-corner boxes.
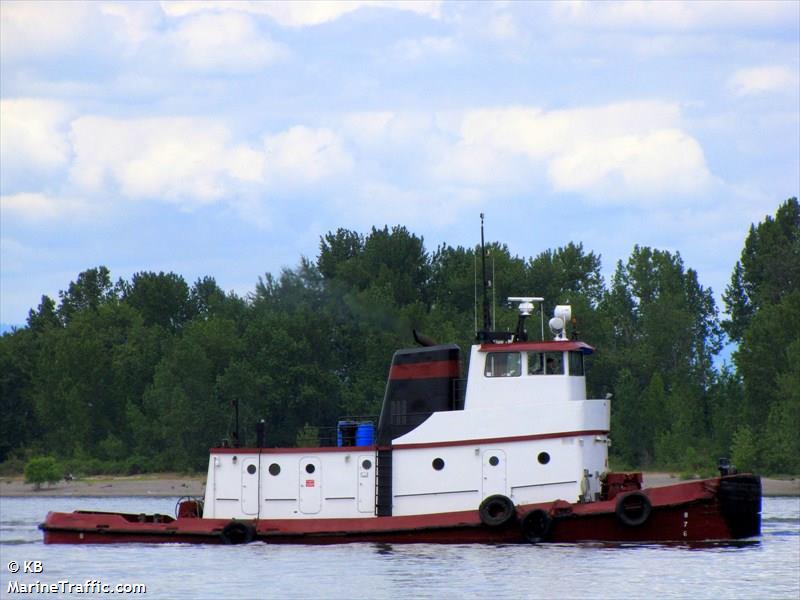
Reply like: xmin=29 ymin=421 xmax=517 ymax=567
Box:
xmin=569 ymin=351 xmax=584 ymax=376
xmin=527 ymin=352 xmax=564 ymax=375
xmin=485 ymin=352 xmax=521 ymax=377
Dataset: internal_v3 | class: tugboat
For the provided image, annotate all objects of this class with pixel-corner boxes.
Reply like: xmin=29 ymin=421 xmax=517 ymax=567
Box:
xmin=40 ymin=230 xmax=761 ymax=545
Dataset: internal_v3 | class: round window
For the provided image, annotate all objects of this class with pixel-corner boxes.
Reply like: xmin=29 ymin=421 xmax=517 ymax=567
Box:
xmin=538 ymin=452 xmax=551 ymax=465
xmin=305 ymin=463 xmax=316 ymax=474
xmin=432 ymin=458 xmax=445 ymax=471
xmin=489 ymin=456 xmax=500 ymax=467
xmin=246 ymin=464 xmax=257 ymax=475
xmin=268 ymin=463 xmax=281 ymax=476
xmin=361 ymin=459 xmax=372 ymax=470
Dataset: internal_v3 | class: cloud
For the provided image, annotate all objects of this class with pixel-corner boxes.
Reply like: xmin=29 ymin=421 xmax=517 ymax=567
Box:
xmin=0 ymin=192 xmax=93 ymax=222
xmin=167 ymin=12 xmax=286 ymax=72
xmin=62 ymin=116 xmax=353 ymax=207
xmin=728 ymin=66 xmax=799 ymax=96
xmin=393 ymin=36 xmax=458 ymax=61
xmin=0 ymin=98 xmax=72 ymax=176
xmin=551 ymin=1 xmax=796 ymax=31
xmin=430 ymin=102 xmax=712 ymax=199
xmin=263 ymin=126 xmax=353 ymax=184
xmin=0 ymin=1 xmax=95 ymax=60
xmin=68 ymin=116 xmax=265 ymax=204
xmin=160 ymin=1 xmax=442 ymax=28
xmin=0 ymin=2 xmax=162 ymax=62
xmin=548 ymin=129 xmax=712 ymax=198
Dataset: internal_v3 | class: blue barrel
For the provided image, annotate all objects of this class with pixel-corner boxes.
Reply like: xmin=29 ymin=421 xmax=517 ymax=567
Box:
xmin=356 ymin=422 xmax=375 ymax=446
xmin=337 ymin=421 xmax=357 ymax=447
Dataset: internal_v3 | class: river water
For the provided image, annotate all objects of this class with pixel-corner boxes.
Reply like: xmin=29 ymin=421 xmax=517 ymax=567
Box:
xmin=0 ymin=496 xmax=797 ymax=599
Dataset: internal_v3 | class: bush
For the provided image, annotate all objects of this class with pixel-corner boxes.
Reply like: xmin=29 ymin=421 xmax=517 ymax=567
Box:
xmin=731 ymin=426 xmax=758 ymax=472
xmin=24 ymin=456 xmax=62 ymax=490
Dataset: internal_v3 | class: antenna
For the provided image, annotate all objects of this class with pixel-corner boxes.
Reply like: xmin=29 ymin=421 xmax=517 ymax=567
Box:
xmin=473 ymin=252 xmax=477 ymax=337
xmin=480 ymin=214 xmax=491 ymax=334
xmin=491 ymin=253 xmax=496 ymax=331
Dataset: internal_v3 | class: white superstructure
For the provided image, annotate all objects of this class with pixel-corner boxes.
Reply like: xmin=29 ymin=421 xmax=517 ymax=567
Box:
xmin=203 ymin=301 xmax=610 ymax=520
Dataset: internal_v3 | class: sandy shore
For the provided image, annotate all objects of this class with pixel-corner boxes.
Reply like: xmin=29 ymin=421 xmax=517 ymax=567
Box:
xmin=0 ymin=473 xmax=205 ymax=498
xmin=643 ymin=472 xmax=799 ymax=496
xmin=0 ymin=472 xmax=797 ymax=498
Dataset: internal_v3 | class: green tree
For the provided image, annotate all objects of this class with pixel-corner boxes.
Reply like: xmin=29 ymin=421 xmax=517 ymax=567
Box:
xmin=24 ymin=456 xmax=62 ymax=490
xmin=58 ymin=267 xmax=116 ymax=323
xmin=120 ymin=271 xmax=192 ymax=331
xmin=723 ymin=198 xmax=799 ymax=342
xmin=601 ymin=246 xmax=722 ymax=468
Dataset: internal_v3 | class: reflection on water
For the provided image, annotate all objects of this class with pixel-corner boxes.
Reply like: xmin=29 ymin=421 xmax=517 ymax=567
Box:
xmin=0 ymin=496 xmax=797 ymax=599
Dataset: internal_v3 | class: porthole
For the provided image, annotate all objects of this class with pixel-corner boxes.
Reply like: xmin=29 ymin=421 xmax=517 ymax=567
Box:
xmin=361 ymin=459 xmax=372 ymax=470
xmin=305 ymin=463 xmax=316 ymax=474
xmin=268 ymin=463 xmax=281 ymax=476
xmin=432 ymin=458 xmax=445 ymax=471
xmin=538 ymin=452 xmax=550 ymax=465
xmin=246 ymin=464 xmax=257 ymax=475
xmin=489 ymin=456 xmax=500 ymax=467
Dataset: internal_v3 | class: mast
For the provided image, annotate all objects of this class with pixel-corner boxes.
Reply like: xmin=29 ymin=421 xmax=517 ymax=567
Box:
xmin=480 ymin=213 xmax=491 ymax=335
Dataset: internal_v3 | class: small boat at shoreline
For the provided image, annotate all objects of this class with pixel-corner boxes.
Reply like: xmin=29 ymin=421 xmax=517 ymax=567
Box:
xmin=40 ymin=295 xmax=761 ymax=545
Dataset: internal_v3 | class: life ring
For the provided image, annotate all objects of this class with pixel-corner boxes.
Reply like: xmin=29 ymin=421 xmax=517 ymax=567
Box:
xmin=520 ymin=509 xmax=552 ymax=544
xmin=615 ymin=491 xmax=652 ymax=527
xmin=478 ymin=494 xmax=516 ymax=527
xmin=220 ymin=521 xmax=256 ymax=545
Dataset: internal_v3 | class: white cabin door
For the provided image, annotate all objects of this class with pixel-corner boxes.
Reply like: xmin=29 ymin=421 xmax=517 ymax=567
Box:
xmin=357 ymin=455 xmax=376 ymax=513
xmin=241 ymin=457 xmax=259 ymax=516
xmin=299 ymin=457 xmax=322 ymax=514
xmin=482 ymin=450 xmax=507 ymax=498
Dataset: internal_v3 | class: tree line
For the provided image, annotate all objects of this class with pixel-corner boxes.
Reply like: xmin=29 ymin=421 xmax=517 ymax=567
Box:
xmin=1 ymin=198 xmax=797 ymax=476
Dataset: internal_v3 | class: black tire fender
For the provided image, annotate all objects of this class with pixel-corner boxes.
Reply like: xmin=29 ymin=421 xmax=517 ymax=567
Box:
xmin=520 ymin=509 xmax=552 ymax=544
xmin=478 ymin=494 xmax=516 ymax=527
xmin=220 ymin=521 xmax=256 ymax=545
xmin=615 ymin=491 xmax=652 ymax=527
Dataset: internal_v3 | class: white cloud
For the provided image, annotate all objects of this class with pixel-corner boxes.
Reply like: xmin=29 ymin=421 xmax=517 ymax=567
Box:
xmin=0 ymin=192 xmax=93 ymax=221
xmin=430 ymin=101 xmax=711 ymax=199
xmin=728 ymin=66 xmax=799 ymax=96
xmin=551 ymin=1 xmax=796 ymax=31
xmin=548 ymin=129 xmax=712 ymax=198
xmin=486 ymin=12 xmax=520 ymax=42
xmin=0 ymin=98 xmax=72 ymax=174
xmin=393 ymin=36 xmax=458 ymax=61
xmin=263 ymin=126 xmax=353 ymax=183
xmin=0 ymin=1 xmax=94 ymax=60
xmin=63 ymin=116 xmax=352 ymax=206
xmin=68 ymin=117 xmax=265 ymax=204
xmin=167 ymin=12 xmax=286 ymax=72
xmin=160 ymin=1 xmax=441 ymax=27
xmin=0 ymin=2 xmax=162 ymax=62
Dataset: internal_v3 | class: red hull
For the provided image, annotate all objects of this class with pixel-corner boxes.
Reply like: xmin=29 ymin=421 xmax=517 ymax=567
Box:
xmin=40 ymin=475 xmax=760 ymax=545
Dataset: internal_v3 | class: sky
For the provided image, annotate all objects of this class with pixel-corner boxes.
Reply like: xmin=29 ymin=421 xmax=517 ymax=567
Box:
xmin=1 ymin=0 xmax=799 ymax=327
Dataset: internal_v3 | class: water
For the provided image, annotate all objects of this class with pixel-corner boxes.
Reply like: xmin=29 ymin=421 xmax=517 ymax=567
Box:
xmin=1 ymin=496 xmax=798 ymax=599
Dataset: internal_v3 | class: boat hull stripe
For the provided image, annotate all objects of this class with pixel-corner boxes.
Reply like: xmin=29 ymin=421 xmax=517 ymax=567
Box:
xmin=389 ymin=361 xmax=460 ymax=380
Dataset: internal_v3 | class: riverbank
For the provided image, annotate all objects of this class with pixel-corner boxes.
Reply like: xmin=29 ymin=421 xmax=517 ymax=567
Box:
xmin=0 ymin=472 xmax=797 ymax=498
xmin=0 ymin=473 xmax=205 ymax=498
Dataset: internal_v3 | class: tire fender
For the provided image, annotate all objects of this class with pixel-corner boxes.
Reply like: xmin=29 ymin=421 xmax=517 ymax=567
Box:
xmin=615 ymin=491 xmax=652 ymax=527
xmin=478 ymin=494 xmax=516 ymax=527
xmin=220 ymin=521 xmax=256 ymax=545
xmin=520 ymin=509 xmax=552 ymax=544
